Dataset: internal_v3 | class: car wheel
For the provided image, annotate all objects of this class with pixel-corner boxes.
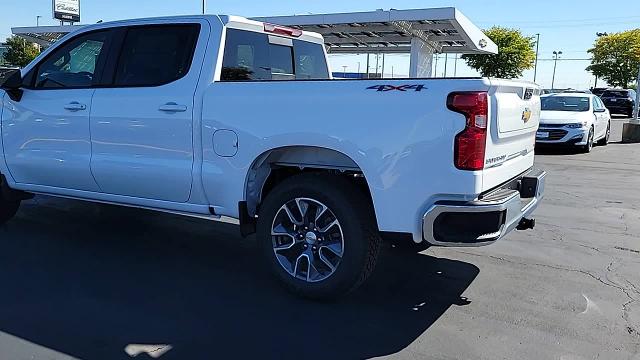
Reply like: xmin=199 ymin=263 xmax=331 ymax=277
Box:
xmin=597 ymin=121 xmax=610 ymax=146
xmin=257 ymin=173 xmax=381 ymax=300
xmin=0 ymin=193 xmax=20 ymax=225
xmin=581 ymin=127 xmax=594 ymax=153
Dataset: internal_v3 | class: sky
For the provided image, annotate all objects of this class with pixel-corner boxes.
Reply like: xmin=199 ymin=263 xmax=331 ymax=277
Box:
xmin=2 ymin=0 xmax=640 ymax=89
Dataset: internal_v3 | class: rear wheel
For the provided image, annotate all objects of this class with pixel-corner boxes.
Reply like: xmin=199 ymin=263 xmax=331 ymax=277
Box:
xmin=257 ymin=173 xmax=381 ymax=300
xmin=597 ymin=121 xmax=610 ymax=146
xmin=581 ymin=127 xmax=594 ymax=153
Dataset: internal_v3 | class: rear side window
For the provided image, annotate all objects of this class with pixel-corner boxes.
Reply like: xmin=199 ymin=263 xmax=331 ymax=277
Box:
xmin=114 ymin=24 xmax=199 ymax=87
xmin=221 ymin=29 xmax=328 ymax=81
xmin=221 ymin=29 xmax=270 ymax=80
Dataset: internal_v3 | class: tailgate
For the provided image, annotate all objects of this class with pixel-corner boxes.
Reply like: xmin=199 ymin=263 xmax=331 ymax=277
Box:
xmin=482 ymin=79 xmax=541 ymax=191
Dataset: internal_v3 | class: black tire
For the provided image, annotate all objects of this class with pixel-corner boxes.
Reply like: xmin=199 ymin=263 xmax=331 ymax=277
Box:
xmin=257 ymin=173 xmax=381 ymax=300
xmin=597 ymin=121 xmax=610 ymax=146
xmin=0 ymin=194 xmax=20 ymax=225
xmin=581 ymin=127 xmax=594 ymax=153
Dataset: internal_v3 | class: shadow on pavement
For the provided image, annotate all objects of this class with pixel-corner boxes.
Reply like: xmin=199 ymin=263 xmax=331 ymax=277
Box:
xmin=535 ymin=145 xmax=585 ymax=155
xmin=0 ymin=197 xmax=479 ymax=360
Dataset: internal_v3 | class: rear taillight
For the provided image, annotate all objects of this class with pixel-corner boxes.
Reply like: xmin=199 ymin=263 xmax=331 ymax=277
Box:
xmin=264 ymin=23 xmax=303 ymax=37
xmin=447 ymin=91 xmax=488 ymax=171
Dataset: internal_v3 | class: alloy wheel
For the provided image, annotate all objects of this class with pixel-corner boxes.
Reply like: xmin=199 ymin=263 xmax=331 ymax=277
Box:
xmin=270 ymin=197 xmax=344 ymax=283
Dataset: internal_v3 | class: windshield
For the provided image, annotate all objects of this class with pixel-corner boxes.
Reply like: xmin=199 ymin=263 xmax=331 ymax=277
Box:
xmin=541 ymin=96 xmax=590 ymax=112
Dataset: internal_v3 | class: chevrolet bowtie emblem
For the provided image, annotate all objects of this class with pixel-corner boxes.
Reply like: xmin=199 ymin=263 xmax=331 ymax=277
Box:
xmin=522 ymin=108 xmax=532 ymax=123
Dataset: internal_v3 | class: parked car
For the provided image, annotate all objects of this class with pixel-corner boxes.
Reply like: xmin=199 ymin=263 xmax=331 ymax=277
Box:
xmin=536 ymin=93 xmax=611 ymax=152
xmin=543 ymin=88 xmax=590 ymax=95
xmin=0 ymin=15 xmax=546 ymax=299
xmin=600 ymin=89 xmax=637 ymax=117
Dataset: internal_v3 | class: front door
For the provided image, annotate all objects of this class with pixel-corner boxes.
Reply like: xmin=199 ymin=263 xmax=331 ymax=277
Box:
xmin=593 ymin=97 xmax=607 ymax=139
xmin=2 ymin=30 xmax=112 ymax=191
xmin=89 ymin=23 xmax=204 ymax=202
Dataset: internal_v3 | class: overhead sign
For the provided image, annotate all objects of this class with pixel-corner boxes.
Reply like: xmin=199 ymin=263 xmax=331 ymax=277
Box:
xmin=52 ymin=0 xmax=80 ymax=22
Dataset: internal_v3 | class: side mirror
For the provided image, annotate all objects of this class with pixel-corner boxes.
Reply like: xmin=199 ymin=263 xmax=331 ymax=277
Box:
xmin=0 ymin=70 xmax=24 ymax=102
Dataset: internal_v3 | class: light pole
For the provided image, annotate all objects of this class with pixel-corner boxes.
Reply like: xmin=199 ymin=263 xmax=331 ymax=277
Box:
xmin=533 ymin=33 xmax=540 ymax=83
xmin=592 ymin=33 xmax=608 ymax=89
xmin=342 ymin=65 xmax=348 ymax=78
xmin=434 ymin=54 xmax=439 ymax=78
xmin=202 ymin=0 xmax=206 ymax=14
xmin=551 ymin=50 xmax=562 ymax=89
xmin=443 ymin=53 xmax=448 ymax=77
xmin=453 ymin=54 xmax=458 ymax=77
xmin=36 ymin=15 xmax=41 ymax=27
xmin=633 ymin=65 xmax=640 ymax=122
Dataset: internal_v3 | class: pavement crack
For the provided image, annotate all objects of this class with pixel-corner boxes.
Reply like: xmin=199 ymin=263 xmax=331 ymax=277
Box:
xmin=451 ymin=250 xmax=640 ymax=340
xmin=451 ymin=250 xmax=622 ymax=292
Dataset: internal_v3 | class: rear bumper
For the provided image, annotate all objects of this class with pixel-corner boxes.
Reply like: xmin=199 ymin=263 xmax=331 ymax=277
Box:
xmin=422 ymin=168 xmax=546 ymax=247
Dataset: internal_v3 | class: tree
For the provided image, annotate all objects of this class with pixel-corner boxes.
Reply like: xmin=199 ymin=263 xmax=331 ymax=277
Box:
xmin=461 ymin=27 xmax=536 ymax=79
xmin=587 ymin=29 xmax=640 ymax=88
xmin=2 ymin=35 xmax=40 ymax=67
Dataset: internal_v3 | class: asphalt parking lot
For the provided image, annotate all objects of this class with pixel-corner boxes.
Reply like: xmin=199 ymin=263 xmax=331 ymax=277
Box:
xmin=0 ymin=117 xmax=639 ymax=360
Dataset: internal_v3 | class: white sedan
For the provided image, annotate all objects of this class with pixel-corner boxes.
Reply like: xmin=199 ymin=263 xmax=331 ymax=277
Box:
xmin=536 ymin=93 xmax=611 ymax=153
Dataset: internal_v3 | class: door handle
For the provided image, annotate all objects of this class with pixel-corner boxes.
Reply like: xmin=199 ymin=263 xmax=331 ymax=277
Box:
xmin=158 ymin=102 xmax=187 ymax=113
xmin=64 ymin=102 xmax=87 ymax=111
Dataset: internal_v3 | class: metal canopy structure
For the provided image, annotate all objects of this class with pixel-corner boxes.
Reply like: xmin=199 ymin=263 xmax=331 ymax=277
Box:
xmin=255 ymin=7 xmax=497 ymax=55
xmin=11 ymin=25 xmax=80 ymax=47
xmin=255 ymin=8 xmax=496 ymax=77
xmin=12 ymin=7 xmax=496 ymax=77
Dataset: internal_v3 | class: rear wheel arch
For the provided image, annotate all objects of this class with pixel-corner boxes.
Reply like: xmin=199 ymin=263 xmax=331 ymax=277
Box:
xmin=242 ymin=146 xmax=377 ymax=233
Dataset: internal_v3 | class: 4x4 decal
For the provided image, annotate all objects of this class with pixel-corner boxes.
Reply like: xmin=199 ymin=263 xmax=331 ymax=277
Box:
xmin=366 ymin=84 xmax=428 ymax=92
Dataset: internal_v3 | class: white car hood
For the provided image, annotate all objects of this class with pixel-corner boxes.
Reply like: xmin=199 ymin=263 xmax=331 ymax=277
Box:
xmin=540 ymin=111 xmax=590 ymax=125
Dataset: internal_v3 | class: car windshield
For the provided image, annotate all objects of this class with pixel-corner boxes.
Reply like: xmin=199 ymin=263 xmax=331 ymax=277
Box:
xmin=601 ymin=90 xmax=628 ymax=98
xmin=541 ymin=96 xmax=590 ymax=112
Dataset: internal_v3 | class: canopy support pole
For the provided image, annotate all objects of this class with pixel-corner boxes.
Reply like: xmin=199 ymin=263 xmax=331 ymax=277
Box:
xmin=409 ymin=37 xmax=435 ymax=78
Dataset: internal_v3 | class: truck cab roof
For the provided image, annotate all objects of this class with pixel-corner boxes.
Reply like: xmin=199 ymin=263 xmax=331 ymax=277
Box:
xmin=65 ymin=14 xmax=326 ymax=45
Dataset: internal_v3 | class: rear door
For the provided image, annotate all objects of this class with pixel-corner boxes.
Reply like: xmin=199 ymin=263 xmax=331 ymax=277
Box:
xmin=482 ymin=79 xmax=541 ymax=191
xmin=90 ymin=22 xmax=205 ymax=202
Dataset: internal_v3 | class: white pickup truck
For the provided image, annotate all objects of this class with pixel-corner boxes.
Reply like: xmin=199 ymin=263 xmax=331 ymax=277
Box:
xmin=0 ymin=15 xmax=545 ymax=299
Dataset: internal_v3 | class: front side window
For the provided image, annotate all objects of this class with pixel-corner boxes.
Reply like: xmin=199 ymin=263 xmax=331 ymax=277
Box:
xmin=34 ymin=31 xmax=109 ymax=88
xmin=592 ymin=97 xmax=599 ymax=111
xmin=114 ymin=24 xmax=200 ymax=87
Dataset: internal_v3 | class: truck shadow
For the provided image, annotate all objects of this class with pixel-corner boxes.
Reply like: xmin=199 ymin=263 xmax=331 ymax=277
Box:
xmin=0 ymin=197 xmax=479 ymax=360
